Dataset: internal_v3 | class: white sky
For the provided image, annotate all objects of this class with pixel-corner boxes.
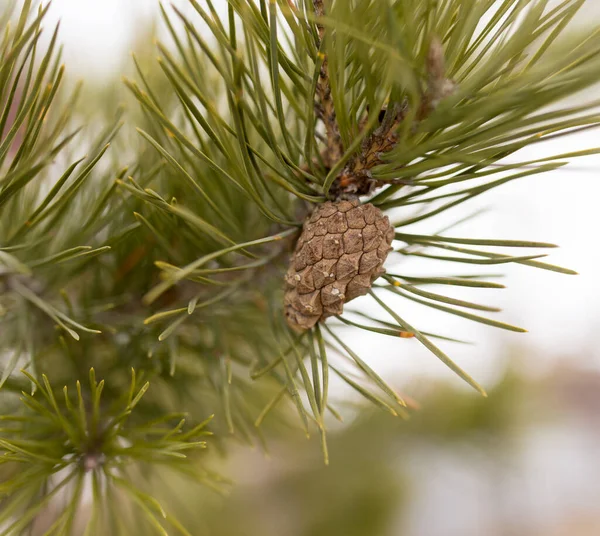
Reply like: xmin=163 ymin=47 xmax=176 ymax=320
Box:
xmin=45 ymin=0 xmax=156 ymax=76
xmin=44 ymin=0 xmax=600 ymax=390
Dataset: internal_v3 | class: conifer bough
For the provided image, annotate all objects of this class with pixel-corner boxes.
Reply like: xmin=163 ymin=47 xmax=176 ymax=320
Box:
xmin=2 ymin=0 xmax=600 ymax=531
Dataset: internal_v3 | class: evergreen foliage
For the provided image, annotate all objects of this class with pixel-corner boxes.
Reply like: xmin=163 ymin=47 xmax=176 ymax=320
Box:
xmin=0 ymin=0 xmax=599 ymax=532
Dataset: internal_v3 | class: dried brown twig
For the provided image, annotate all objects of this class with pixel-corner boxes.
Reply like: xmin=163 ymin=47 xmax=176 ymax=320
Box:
xmin=313 ymin=0 xmax=344 ymax=166
xmin=309 ymin=4 xmax=455 ymax=200
xmin=330 ymin=37 xmax=457 ymax=198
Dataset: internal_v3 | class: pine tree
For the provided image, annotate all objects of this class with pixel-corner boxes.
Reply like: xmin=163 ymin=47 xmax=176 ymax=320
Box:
xmin=1 ymin=0 xmax=599 ymax=533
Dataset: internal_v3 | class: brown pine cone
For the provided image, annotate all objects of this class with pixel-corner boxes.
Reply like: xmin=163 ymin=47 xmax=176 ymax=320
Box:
xmin=284 ymin=199 xmax=394 ymax=331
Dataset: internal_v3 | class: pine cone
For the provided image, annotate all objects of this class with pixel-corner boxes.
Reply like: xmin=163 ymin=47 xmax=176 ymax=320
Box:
xmin=284 ymin=199 xmax=394 ymax=331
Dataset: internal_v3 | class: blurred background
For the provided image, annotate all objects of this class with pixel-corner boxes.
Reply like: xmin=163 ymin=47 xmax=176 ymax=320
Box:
xmin=30 ymin=0 xmax=600 ymax=534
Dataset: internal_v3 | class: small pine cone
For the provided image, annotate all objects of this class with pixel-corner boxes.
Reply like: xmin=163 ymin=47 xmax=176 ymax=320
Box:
xmin=284 ymin=199 xmax=394 ymax=331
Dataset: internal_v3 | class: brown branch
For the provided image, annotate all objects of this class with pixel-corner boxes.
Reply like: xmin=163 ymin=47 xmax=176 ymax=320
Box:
xmin=423 ymin=37 xmax=457 ymax=112
xmin=330 ymin=36 xmax=457 ymax=199
xmin=313 ymin=0 xmax=343 ymax=167
xmin=331 ymin=102 xmax=409 ymax=198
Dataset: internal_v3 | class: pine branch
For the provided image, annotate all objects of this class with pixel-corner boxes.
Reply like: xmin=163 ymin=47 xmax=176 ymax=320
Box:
xmin=122 ymin=0 xmax=600 ymax=440
xmin=1 ymin=1 xmax=599 ymax=506
xmin=313 ymin=0 xmax=343 ymax=166
xmin=0 ymin=368 xmax=215 ymax=535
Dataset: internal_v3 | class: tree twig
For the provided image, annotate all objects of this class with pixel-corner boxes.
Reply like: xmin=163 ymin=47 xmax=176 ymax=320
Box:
xmin=313 ymin=0 xmax=343 ymax=166
xmin=330 ymin=36 xmax=456 ymax=199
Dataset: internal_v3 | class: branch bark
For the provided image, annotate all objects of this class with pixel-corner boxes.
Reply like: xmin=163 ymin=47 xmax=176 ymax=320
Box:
xmin=313 ymin=0 xmax=343 ymax=166
xmin=330 ymin=36 xmax=456 ymax=199
xmin=306 ymin=10 xmax=455 ymax=201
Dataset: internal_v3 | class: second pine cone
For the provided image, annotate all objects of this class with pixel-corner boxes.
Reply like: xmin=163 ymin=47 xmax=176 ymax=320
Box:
xmin=284 ymin=199 xmax=394 ymax=331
